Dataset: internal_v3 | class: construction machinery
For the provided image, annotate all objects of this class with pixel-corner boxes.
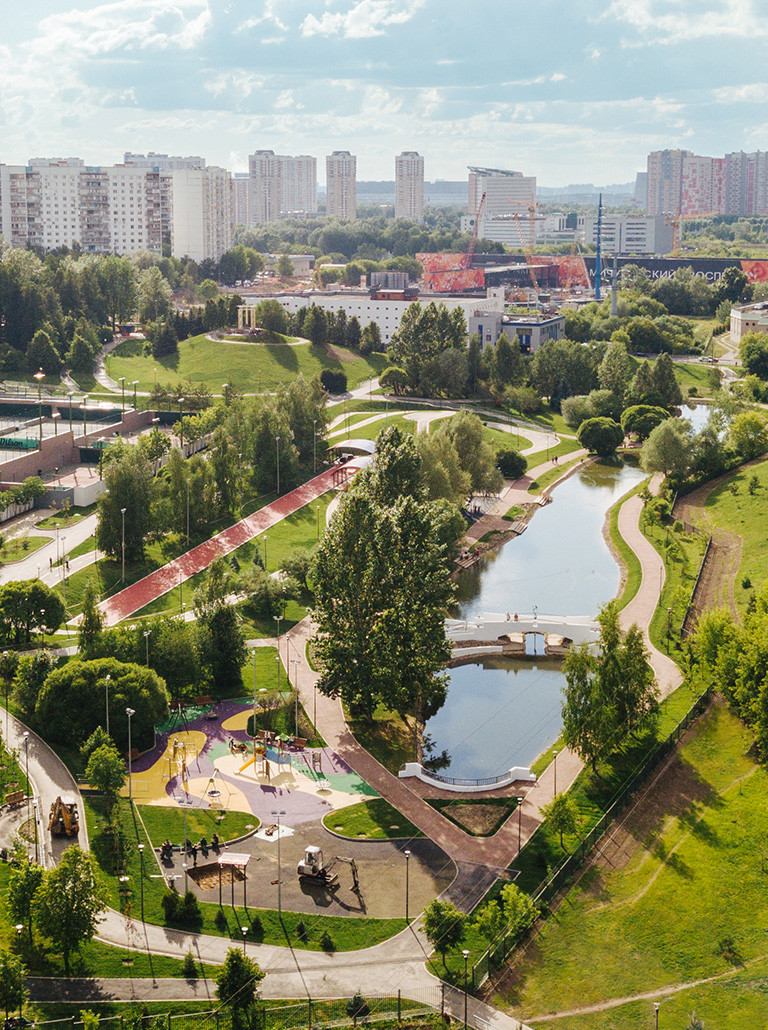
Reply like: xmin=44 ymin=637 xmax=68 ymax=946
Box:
xmin=49 ymin=796 xmax=79 ymax=837
xmin=297 ymin=846 xmax=360 ymax=891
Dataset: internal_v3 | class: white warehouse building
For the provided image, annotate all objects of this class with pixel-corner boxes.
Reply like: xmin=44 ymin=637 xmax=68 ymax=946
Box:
xmin=238 ymin=287 xmax=506 ymax=346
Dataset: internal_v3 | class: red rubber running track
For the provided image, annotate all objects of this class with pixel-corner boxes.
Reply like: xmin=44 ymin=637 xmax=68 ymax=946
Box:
xmin=99 ymin=468 xmax=345 ymax=627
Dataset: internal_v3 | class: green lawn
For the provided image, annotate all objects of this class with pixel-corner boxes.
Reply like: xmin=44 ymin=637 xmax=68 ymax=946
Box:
xmin=608 ymin=476 xmax=649 ymax=610
xmin=347 ymin=704 xmax=417 ymax=774
xmin=0 ymin=535 xmax=48 ymax=562
xmin=85 ymin=797 xmax=405 ymax=953
xmin=640 ymin=516 xmax=707 ymax=653
xmin=323 ymin=798 xmax=426 ymax=840
xmin=704 ymin=456 xmax=768 ymax=614
xmin=527 ymin=454 xmax=587 ymax=494
xmin=495 ymin=702 xmax=768 ymax=1030
xmin=524 ymin=435 xmax=583 ymax=471
xmin=35 ymin=505 xmax=94 ymax=529
xmin=136 ymin=803 xmax=257 ymax=847
xmin=105 ymin=335 xmax=388 ymax=395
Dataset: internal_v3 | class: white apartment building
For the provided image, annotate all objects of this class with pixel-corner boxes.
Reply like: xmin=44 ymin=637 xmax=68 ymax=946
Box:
xmin=170 ymin=166 xmax=233 ymax=263
xmin=123 ymin=152 xmax=205 ymax=171
xmin=395 ymin=152 xmax=424 ymax=221
xmin=248 ymin=150 xmax=317 ymax=224
xmin=326 ymin=151 xmax=357 ymax=219
xmin=238 ymin=287 xmax=505 ymax=347
xmin=577 ymin=213 xmax=674 ymax=256
xmin=233 ymin=172 xmax=251 ymax=227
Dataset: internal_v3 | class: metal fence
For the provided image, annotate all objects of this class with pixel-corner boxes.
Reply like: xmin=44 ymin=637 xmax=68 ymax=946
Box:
xmin=31 ymin=989 xmax=444 ymax=1030
xmin=470 ymin=686 xmax=714 ymax=990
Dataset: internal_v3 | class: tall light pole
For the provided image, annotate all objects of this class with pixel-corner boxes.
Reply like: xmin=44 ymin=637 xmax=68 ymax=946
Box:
xmin=404 ymin=849 xmax=411 ymax=924
xmin=119 ymin=376 xmax=126 ymax=414
xmin=121 ymin=507 xmax=127 ymax=582
xmin=178 ymin=397 xmax=185 ymax=451
xmin=516 ymin=795 xmax=524 ymax=853
xmin=654 ymin=1002 xmax=660 ymax=1030
xmin=252 ymin=649 xmax=258 ymax=740
xmin=126 ymin=708 xmax=135 ymax=800
xmin=143 ymin=629 xmax=151 ymax=665
xmin=34 ymin=368 xmax=45 ymax=444
xmin=275 ymin=435 xmax=281 ymax=495
xmin=262 ymin=534 xmax=268 ymax=572
xmin=138 ymin=843 xmax=145 ymax=921
xmin=273 ymin=615 xmax=282 ymax=692
xmin=553 ymin=750 xmax=558 ymax=796
xmin=271 ymin=809 xmax=286 ymax=916
xmin=313 ymin=419 xmax=317 ymax=474
xmin=68 ymin=392 xmax=74 ymax=434
xmin=186 ymin=478 xmax=190 ymax=547
xmin=291 ymin=659 xmax=300 ymax=736
xmin=463 ymin=949 xmax=470 ymax=1029
xmin=241 ymin=926 xmax=248 ymax=954
xmin=23 ymin=733 xmax=30 ymax=848
xmin=132 ymin=380 xmax=139 ymax=409
xmin=105 ymin=674 xmax=111 ymax=737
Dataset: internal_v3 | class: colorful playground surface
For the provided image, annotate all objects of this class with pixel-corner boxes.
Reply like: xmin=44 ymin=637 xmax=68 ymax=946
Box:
xmin=128 ymin=699 xmax=378 ymax=827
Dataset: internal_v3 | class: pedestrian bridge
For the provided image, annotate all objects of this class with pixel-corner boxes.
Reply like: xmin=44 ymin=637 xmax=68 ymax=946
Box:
xmin=446 ymin=611 xmax=600 ymax=654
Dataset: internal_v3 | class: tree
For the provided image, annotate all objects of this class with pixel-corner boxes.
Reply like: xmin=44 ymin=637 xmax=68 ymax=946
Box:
xmin=739 ymin=331 xmax=768 ymax=380
xmin=729 ymin=410 xmax=768 ymax=460
xmin=530 ymin=339 xmax=598 ymax=402
xmin=379 ymin=366 xmax=408 ymax=395
xmin=78 ymin=580 xmax=104 ymax=658
xmin=0 ymin=952 xmax=28 ymax=1018
xmin=494 ymin=333 xmax=526 ymax=387
xmin=499 ymin=882 xmax=539 ymax=937
xmin=276 ymin=254 xmax=294 ymax=277
xmin=215 ymin=947 xmax=265 ymax=1020
xmin=561 ymin=645 xmax=612 ymax=771
xmin=137 ymin=266 xmax=172 ymax=323
xmin=85 ymin=743 xmax=126 ymax=821
xmin=542 ymin=792 xmax=579 ymax=848
xmin=415 ymin=432 xmax=472 ymax=506
xmin=422 ymin=899 xmax=466 ymax=968
xmin=0 ymin=580 xmax=65 ymax=645
xmin=620 ymin=405 xmax=670 ymax=441
xmin=640 ymin=418 xmax=692 ymax=479
xmin=99 ymin=255 xmax=138 ymax=333
xmin=12 ymin=651 xmax=55 ymax=719
xmin=254 ymin=299 xmax=287 ymax=336
xmin=474 ymin=900 xmax=505 ymax=944
xmin=95 ymin=443 xmax=154 ymax=561
xmin=650 ymin=353 xmax=683 ymax=408
xmin=577 ymin=417 xmax=624 ymax=456
xmin=35 ymin=846 xmax=107 ymax=974
xmin=433 ymin=412 xmax=503 ymax=498
xmin=35 ymin=658 xmax=169 ymax=749
xmin=197 ymin=278 xmax=219 ymax=302
xmin=598 ymin=339 xmax=632 ymax=399
xmin=715 ymin=265 xmax=750 ymax=305
xmin=8 ymin=861 xmax=43 ymax=943
xmin=320 ymin=369 xmax=348 ymax=394
xmin=27 ymin=330 xmax=61 ymax=375
xmin=151 ymin=319 xmax=178 ymax=358
xmin=198 ymin=604 xmax=247 ymax=696
xmin=496 ymin=447 xmax=526 ymax=480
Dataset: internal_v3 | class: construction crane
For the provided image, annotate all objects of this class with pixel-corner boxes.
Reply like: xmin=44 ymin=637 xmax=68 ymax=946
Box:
xmin=464 ymin=192 xmax=486 ymax=269
xmin=513 ymin=213 xmax=539 ymax=294
xmin=666 ymin=210 xmax=718 ymax=257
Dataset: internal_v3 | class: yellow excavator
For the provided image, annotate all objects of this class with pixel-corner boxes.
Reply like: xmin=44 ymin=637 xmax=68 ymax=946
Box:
xmin=49 ymin=796 xmax=79 ymax=837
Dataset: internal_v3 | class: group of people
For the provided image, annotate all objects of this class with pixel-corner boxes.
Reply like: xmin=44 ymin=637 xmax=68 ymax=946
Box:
xmin=159 ymin=832 xmax=220 ymax=865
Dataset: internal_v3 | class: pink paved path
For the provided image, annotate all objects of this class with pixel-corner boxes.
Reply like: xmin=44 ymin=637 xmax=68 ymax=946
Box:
xmin=99 ymin=468 xmax=343 ymax=626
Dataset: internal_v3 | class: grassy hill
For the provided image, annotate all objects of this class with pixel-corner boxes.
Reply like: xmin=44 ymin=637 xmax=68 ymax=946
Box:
xmin=105 ymin=334 xmax=388 ymax=395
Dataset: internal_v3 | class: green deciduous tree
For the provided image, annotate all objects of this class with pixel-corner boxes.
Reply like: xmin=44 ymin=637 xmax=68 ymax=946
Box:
xmin=85 ymin=743 xmax=125 ymax=821
xmin=35 ymin=846 xmax=107 ymax=974
xmin=0 ymin=951 xmax=28 ymax=1017
xmin=620 ymin=405 xmax=670 ymax=441
xmin=215 ymin=947 xmax=265 ymax=1020
xmin=8 ymin=861 xmax=43 ymax=943
xmin=433 ymin=412 xmax=503 ymax=498
xmin=422 ymin=899 xmax=466 ymax=967
xmin=79 ymin=580 xmax=104 ymax=658
xmin=728 ymin=410 xmax=768 ymax=460
xmin=640 ymin=418 xmax=692 ymax=479
xmin=598 ymin=339 xmax=633 ymax=400
xmin=95 ymin=442 xmax=154 ymax=562
xmin=577 ymin=417 xmax=624 ymax=456
xmin=499 ymin=882 xmax=539 ymax=938
xmin=474 ymin=900 xmax=505 ymax=944
xmin=541 ymin=792 xmax=580 ymax=848
xmin=650 ymin=352 xmax=683 ymax=408
xmin=0 ymin=580 xmax=65 ymax=645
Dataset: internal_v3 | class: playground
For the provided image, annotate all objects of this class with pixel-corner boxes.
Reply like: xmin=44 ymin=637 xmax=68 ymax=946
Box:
xmin=127 ymin=699 xmax=455 ymax=919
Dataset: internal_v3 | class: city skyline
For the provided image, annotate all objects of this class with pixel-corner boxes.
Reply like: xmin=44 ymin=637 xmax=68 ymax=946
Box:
xmin=2 ymin=0 xmax=767 ymax=186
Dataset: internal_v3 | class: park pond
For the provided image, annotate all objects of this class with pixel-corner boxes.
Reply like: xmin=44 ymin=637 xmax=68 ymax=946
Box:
xmin=423 ymin=458 xmax=647 ymax=780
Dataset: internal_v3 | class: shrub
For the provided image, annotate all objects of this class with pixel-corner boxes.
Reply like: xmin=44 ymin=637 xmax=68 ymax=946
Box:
xmin=181 ymin=950 xmax=198 ymax=979
xmin=346 ymin=994 xmax=370 ymax=1023
xmin=320 ymin=370 xmax=347 ymax=395
xmin=496 ymin=447 xmax=526 ymax=480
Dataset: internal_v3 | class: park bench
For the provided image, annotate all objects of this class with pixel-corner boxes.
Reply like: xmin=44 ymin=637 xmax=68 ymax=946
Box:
xmin=194 ymin=695 xmax=212 ymax=706
xmin=5 ymin=790 xmax=25 ymax=809
xmin=291 ymin=737 xmax=307 ymax=750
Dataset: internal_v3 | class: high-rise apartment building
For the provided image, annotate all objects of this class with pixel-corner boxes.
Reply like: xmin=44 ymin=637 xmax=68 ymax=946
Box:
xmin=170 ymin=166 xmax=233 ymax=263
xmin=123 ymin=152 xmax=205 ymax=171
xmin=233 ymin=172 xmax=251 ymax=227
xmin=326 ymin=151 xmax=357 ymax=219
xmin=248 ymin=150 xmax=317 ymax=224
xmin=646 ymin=149 xmax=693 ymax=215
xmin=395 ymin=151 xmax=424 ymax=221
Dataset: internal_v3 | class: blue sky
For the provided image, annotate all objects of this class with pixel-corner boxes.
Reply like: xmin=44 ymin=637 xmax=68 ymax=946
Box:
xmin=1 ymin=0 xmax=767 ymax=186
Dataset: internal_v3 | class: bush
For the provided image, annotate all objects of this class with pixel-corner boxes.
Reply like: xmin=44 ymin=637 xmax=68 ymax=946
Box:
xmin=162 ymin=888 xmax=201 ymax=926
xmin=346 ymin=995 xmax=370 ymax=1023
xmin=496 ymin=447 xmax=526 ymax=480
xmin=181 ymin=950 xmax=198 ymax=979
xmin=320 ymin=370 xmax=347 ymax=395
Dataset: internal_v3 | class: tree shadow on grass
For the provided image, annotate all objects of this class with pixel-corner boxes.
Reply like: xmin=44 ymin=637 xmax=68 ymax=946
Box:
xmin=265 ymin=344 xmax=299 ymax=373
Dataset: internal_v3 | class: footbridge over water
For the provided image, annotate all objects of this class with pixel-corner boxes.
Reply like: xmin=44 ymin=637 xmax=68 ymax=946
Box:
xmin=446 ymin=611 xmax=600 ymax=657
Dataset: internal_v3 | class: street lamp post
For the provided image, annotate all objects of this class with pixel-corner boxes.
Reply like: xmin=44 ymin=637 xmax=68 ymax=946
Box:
xmin=144 ymin=629 xmax=151 ymax=665
xmin=553 ymin=750 xmax=558 ymax=796
xmin=126 ymin=708 xmax=135 ymax=800
xmin=119 ymin=377 xmax=126 ymax=414
xmin=186 ymin=478 xmax=190 ymax=546
xmin=666 ymin=606 xmax=672 ymax=653
xmin=3 ymin=651 xmax=9 ymax=743
xmin=517 ymin=795 xmax=525 ymax=853
xmin=178 ymin=397 xmax=185 ymax=451
xmin=68 ymin=392 xmax=74 ymax=434
xmin=463 ymin=949 xmax=470 ymax=1029
xmin=23 ymin=732 xmax=30 ymax=847
xmin=404 ymin=849 xmax=411 ymax=923
xmin=34 ymin=368 xmax=45 ymax=444
xmin=313 ymin=678 xmax=317 ymax=734
xmin=275 ymin=436 xmax=281 ymax=495
xmin=252 ymin=650 xmax=258 ymax=740
xmin=262 ymin=534 xmax=268 ymax=572
xmin=654 ymin=1002 xmax=660 ymax=1030
xmin=138 ymin=843 xmax=145 ymax=921
xmin=105 ymin=674 xmax=111 ymax=737
xmin=132 ymin=381 xmax=139 ymax=409
xmin=313 ymin=419 xmax=317 ymax=474
xmin=241 ymin=926 xmax=248 ymax=954
xmin=290 ymin=659 xmax=300 ymax=736
xmin=121 ymin=507 xmax=127 ymax=582
xmin=271 ymin=809 xmax=286 ymax=916
xmin=274 ymin=614 xmax=282 ymax=690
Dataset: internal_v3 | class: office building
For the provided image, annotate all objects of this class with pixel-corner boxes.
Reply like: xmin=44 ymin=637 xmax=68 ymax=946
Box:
xmin=248 ymin=150 xmax=317 ymax=224
xmin=395 ymin=152 xmax=424 ymax=221
xmin=577 ymin=213 xmax=673 ymax=256
xmin=326 ymin=151 xmax=357 ymax=219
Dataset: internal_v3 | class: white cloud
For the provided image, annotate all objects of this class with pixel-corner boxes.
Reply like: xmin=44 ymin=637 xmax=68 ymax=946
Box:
xmin=301 ymin=0 xmax=423 ymax=38
xmin=237 ymin=1 xmax=288 ymax=34
xmin=604 ymin=0 xmax=768 ymax=44
xmin=713 ymin=82 xmax=768 ymax=103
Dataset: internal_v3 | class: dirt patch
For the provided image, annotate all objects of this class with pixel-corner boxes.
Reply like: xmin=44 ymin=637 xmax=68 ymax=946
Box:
xmin=189 ymin=862 xmax=245 ymax=891
xmin=440 ymin=802 xmax=515 ymax=836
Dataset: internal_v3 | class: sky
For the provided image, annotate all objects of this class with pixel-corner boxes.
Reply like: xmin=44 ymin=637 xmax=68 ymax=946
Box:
xmin=1 ymin=0 xmax=768 ymax=187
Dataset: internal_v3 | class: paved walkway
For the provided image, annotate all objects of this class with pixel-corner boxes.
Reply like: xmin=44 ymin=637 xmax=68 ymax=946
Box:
xmin=98 ymin=468 xmax=345 ymax=626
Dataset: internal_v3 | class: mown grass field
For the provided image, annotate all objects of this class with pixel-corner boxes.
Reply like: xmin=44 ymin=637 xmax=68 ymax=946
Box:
xmin=495 ymin=701 xmax=768 ymax=1030
xmin=323 ymin=798 xmax=425 ymax=840
xmin=105 ymin=335 xmax=388 ymax=395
